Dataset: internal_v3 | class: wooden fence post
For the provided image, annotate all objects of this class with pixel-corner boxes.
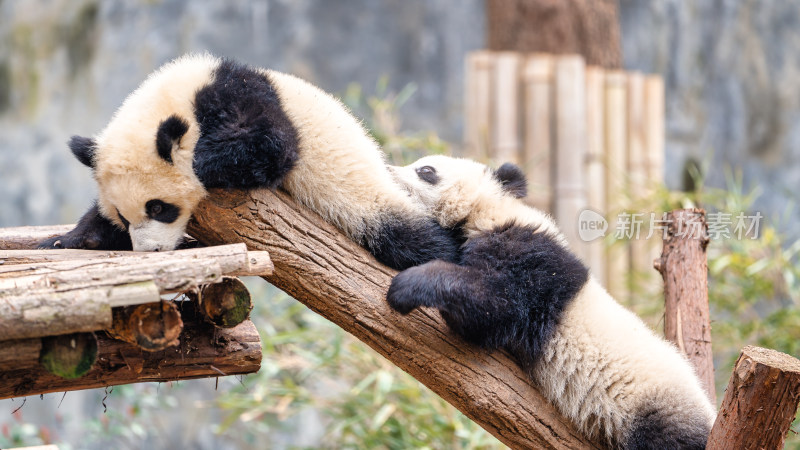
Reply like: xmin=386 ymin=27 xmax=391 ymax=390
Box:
xmin=707 ymin=346 xmax=800 ymax=449
xmin=654 ymin=208 xmax=716 ymax=403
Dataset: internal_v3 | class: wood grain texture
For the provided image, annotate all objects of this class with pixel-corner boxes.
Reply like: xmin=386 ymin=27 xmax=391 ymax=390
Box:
xmin=0 ymin=224 xmax=73 ymax=250
xmin=187 ymin=187 xmax=602 ymax=449
xmin=0 ymin=245 xmax=267 ymax=340
xmin=655 ymin=208 xmax=715 ymax=404
xmin=707 ymin=346 xmax=800 ymax=449
xmin=0 ymin=303 xmax=261 ymax=399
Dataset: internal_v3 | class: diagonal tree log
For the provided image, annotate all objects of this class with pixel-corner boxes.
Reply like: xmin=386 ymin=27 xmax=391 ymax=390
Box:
xmin=187 ymin=188 xmax=601 ymax=449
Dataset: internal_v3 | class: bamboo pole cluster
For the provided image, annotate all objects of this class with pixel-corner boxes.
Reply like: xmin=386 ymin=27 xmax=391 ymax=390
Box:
xmin=0 ymin=235 xmax=267 ymax=397
xmin=463 ymin=51 xmax=665 ymax=302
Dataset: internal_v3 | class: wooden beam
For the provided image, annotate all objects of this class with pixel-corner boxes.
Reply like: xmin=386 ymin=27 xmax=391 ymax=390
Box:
xmin=0 ymin=244 xmax=271 ymax=340
xmin=0 ymin=224 xmax=73 ymax=250
xmin=187 ymin=187 xmax=602 ymax=449
xmin=0 ymin=303 xmax=261 ymax=399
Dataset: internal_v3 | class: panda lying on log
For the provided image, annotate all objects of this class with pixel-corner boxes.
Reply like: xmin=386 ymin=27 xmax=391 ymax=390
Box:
xmin=40 ymin=54 xmax=458 ymax=271
xmin=387 ymin=155 xmax=716 ymax=449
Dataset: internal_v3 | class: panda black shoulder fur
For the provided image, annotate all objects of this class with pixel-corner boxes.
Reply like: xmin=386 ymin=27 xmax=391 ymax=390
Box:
xmin=40 ymin=54 xmax=458 ymax=270
xmin=386 ymin=155 xmax=716 ymax=449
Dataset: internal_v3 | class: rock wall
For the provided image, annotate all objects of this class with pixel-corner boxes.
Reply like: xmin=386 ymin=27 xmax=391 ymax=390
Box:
xmin=0 ymin=0 xmax=484 ymax=227
xmin=620 ymin=0 xmax=800 ymax=238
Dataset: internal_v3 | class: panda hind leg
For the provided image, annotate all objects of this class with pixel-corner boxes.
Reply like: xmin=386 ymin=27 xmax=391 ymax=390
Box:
xmin=39 ymin=201 xmax=132 ymax=250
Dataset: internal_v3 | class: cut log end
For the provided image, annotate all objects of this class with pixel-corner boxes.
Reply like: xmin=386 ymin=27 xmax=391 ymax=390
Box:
xmin=107 ymin=301 xmax=183 ymax=351
xmin=39 ymin=332 xmax=98 ymax=379
xmin=707 ymin=346 xmax=800 ymax=450
xmin=195 ymin=277 xmax=253 ymax=328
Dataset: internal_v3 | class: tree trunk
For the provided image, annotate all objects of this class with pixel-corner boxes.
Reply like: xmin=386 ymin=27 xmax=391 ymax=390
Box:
xmin=707 ymin=346 xmax=800 ymax=449
xmin=654 ymin=208 xmax=716 ymax=404
xmin=187 ymin=187 xmax=602 ymax=449
xmin=486 ymin=0 xmax=622 ymax=69
xmin=0 ymin=302 xmax=261 ymax=399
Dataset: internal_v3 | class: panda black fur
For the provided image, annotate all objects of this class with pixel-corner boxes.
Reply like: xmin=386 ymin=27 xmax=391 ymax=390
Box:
xmin=41 ymin=54 xmax=459 ymax=270
xmin=386 ymin=155 xmax=716 ymax=449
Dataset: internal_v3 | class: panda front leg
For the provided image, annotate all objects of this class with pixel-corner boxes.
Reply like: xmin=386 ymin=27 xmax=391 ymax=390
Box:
xmin=387 ymin=260 xmax=510 ymax=348
xmin=39 ymin=201 xmax=132 ymax=250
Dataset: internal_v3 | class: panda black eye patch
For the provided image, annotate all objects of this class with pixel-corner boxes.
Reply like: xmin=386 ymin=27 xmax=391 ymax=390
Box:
xmin=145 ymin=199 xmax=180 ymax=223
xmin=415 ymin=165 xmax=439 ymax=185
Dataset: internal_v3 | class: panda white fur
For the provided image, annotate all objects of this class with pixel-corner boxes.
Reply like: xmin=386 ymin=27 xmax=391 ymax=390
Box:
xmin=386 ymin=155 xmax=716 ymax=449
xmin=41 ymin=54 xmax=458 ymax=270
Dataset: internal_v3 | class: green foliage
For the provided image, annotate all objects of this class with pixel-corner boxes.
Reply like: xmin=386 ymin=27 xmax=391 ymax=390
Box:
xmin=0 ymin=410 xmax=49 ymax=448
xmin=342 ymin=76 xmax=449 ymax=165
xmin=216 ymin=282 xmax=502 ymax=449
xmin=628 ymin=167 xmax=800 ymax=447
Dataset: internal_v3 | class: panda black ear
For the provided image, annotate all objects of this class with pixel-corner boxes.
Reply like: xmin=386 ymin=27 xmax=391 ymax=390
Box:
xmin=494 ymin=162 xmax=528 ymax=199
xmin=69 ymin=136 xmax=97 ymax=168
xmin=156 ymin=115 xmax=190 ymax=164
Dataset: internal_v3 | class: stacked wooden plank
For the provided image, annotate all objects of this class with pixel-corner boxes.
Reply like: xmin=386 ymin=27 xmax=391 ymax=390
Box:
xmin=464 ymin=51 xmax=665 ymax=301
xmin=0 ymin=227 xmax=267 ymax=399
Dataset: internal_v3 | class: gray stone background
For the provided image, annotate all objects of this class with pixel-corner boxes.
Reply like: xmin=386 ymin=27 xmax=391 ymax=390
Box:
xmin=0 ymin=0 xmax=798 ymax=447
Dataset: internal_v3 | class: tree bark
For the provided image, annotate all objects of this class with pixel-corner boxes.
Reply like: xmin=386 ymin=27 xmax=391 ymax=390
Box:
xmin=486 ymin=0 xmax=622 ymax=69
xmin=707 ymin=346 xmax=800 ymax=449
xmin=654 ymin=208 xmax=716 ymax=404
xmin=187 ymin=188 xmax=602 ymax=449
xmin=0 ymin=245 xmax=271 ymax=340
xmin=0 ymin=302 xmax=261 ymax=399
xmin=0 ymin=224 xmax=73 ymax=250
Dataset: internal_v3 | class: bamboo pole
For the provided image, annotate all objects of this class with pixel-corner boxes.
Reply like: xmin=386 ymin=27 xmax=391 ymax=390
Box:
xmin=187 ymin=187 xmax=603 ymax=449
xmin=553 ymin=55 xmax=588 ymax=260
xmin=604 ymin=70 xmax=629 ymax=301
xmin=584 ymin=65 xmax=607 ymax=282
xmin=491 ymin=52 xmax=521 ymax=164
xmin=463 ymin=51 xmax=493 ymax=160
xmin=644 ymin=76 xmax=666 ymax=279
xmin=522 ymin=54 xmax=554 ymax=213
xmin=654 ymin=208 xmax=715 ymax=403
xmin=707 ymin=346 xmax=800 ymax=449
xmin=627 ymin=73 xmax=653 ymax=304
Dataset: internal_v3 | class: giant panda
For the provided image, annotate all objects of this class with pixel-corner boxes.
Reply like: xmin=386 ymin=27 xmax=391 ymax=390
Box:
xmin=386 ymin=155 xmax=716 ymax=449
xmin=40 ymin=54 xmax=458 ymax=270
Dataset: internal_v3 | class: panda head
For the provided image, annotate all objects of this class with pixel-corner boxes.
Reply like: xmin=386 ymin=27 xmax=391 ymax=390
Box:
xmin=389 ymin=155 xmax=528 ymax=227
xmin=69 ymin=55 xmax=216 ymax=252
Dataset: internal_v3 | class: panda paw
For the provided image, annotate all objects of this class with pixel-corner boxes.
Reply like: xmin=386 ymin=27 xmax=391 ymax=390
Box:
xmin=386 ymin=266 xmax=429 ymax=315
xmin=38 ymin=231 xmax=100 ymax=250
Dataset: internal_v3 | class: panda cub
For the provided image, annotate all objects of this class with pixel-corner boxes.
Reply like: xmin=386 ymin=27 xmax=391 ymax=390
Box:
xmin=387 ymin=155 xmax=716 ymax=449
xmin=40 ymin=54 xmax=458 ymax=270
